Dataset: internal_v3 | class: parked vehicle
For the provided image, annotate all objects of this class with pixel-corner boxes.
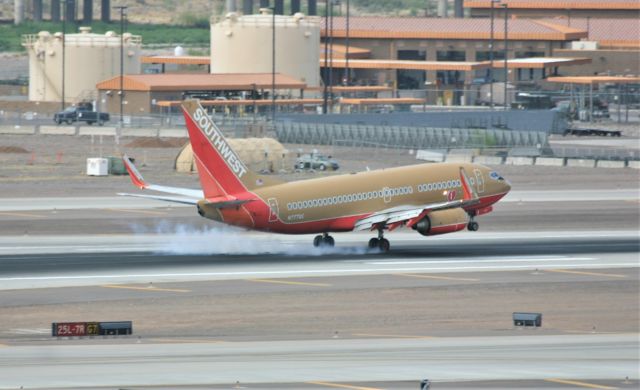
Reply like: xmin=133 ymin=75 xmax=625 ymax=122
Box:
xmin=295 ymin=154 xmax=339 ymax=171
xmin=54 ymin=103 xmax=109 ymax=125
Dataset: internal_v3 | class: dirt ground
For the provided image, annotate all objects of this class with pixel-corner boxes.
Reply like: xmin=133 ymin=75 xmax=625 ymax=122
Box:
xmin=1 ymin=270 xmax=637 ymax=342
xmin=0 ymin=134 xmax=638 ymax=199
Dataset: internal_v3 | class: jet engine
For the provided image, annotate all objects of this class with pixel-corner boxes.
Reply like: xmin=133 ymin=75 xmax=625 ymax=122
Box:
xmin=413 ymin=208 xmax=469 ymax=236
xmin=196 ymin=200 xmax=224 ymax=222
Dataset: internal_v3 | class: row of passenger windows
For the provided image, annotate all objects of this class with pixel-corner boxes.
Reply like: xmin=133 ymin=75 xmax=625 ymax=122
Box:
xmin=286 ymin=180 xmax=468 ymax=211
xmin=286 ymin=186 xmax=413 ymax=211
xmin=416 ymin=179 xmax=462 ymax=193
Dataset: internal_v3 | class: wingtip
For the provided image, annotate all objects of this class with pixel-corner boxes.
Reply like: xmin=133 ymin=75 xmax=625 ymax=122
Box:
xmin=122 ymin=155 xmax=147 ymax=189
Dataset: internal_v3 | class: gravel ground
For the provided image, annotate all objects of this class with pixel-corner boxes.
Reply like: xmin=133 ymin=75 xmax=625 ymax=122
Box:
xmin=0 ymin=134 xmax=638 ymax=199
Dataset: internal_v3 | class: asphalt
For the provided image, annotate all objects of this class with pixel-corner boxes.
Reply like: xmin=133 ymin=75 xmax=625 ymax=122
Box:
xmin=0 ymin=334 xmax=637 ymax=388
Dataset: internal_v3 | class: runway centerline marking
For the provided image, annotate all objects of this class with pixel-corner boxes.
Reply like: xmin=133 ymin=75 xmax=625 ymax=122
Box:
xmin=101 ymin=284 xmax=190 ymax=293
xmin=0 ymin=211 xmax=47 ymax=218
xmin=546 ymin=269 xmax=627 ymax=278
xmin=395 ymin=273 xmax=479 ymax=282
xmin=104 ymin=208 xmax=168 ymax=216
xmin=246 ymin=278 xmax=331 ymax=287
xmin=545 ymin=378 xmax=618 ymax=389
xmin=306 ymin=381 xmax=383 ymax=390
xmin=353 ymin=333 xmax=436 ymax=339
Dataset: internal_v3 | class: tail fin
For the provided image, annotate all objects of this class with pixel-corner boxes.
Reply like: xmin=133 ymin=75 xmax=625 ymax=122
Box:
xmin=181 ymin=99 xmax=283 ymax=198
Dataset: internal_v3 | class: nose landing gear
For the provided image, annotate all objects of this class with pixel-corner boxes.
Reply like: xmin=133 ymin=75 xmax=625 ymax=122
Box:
xmin=313 ymin=232 xmax=335 ymax=248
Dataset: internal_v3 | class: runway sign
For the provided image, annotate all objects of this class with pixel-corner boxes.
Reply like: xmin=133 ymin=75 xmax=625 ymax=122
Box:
xmin=52 ymin=321 xmax=132 ymax=337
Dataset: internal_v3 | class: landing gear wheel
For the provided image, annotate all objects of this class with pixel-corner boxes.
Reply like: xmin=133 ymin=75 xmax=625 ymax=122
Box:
xmin=378 ymin=238 xmax=390 ymax=252
xmin=368 ymin=238 xmax=379 ymax=249
xmin=467 ymin=221 xmax=479 ymax=231
xmin=323 ymin=235 xmax=335 ymax=247
xmin=313 ymin=233 xmax=334 ymax=248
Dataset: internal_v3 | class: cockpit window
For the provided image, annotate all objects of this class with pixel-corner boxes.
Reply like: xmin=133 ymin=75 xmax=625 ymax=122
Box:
xmin=489 ymin=171 xmax=505 ymax=181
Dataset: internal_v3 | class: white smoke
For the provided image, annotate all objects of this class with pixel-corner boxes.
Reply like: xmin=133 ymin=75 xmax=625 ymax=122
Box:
xmin=129 ymin=221 xmax=373 ymax=256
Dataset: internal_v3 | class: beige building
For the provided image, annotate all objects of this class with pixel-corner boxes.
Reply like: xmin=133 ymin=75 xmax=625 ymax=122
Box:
xmin=22 ymin=27 xmax=141 ymax=103
xmin=96 ymin=73 xmax=306 ymax=115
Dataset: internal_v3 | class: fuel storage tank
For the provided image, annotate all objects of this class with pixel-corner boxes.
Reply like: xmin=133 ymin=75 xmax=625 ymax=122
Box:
xmin=23 ymin=27 xmax=141 ymax=103
xmin=211 ymin=9 xmax=320 ymax=87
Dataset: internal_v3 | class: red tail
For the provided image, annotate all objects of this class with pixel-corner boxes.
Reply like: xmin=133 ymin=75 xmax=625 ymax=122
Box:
xmin=181 ymin=99 xmax=283 ymax=198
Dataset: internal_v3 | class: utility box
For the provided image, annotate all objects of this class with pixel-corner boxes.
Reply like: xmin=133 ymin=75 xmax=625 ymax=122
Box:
xmin=107 ymin=156 xmax=127 ymax=175
xmin=86 ymin=158 xmax=109 ymax=176
xmin=513 ymin=312 xmax=542 ymax=327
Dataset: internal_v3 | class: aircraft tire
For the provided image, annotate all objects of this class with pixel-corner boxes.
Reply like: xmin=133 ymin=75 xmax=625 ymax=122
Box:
xmin=368 ymin=238 xmax=379 ymax=249
xmin=467 ymin=221 xmax=479 ymax=231
xmin=378 ymin=238 xmax=390 ymax=252
xmin=323 ymin=236 xmax=335 ymax=247
xmin=313 ymin=235 xmax=323 ymax=247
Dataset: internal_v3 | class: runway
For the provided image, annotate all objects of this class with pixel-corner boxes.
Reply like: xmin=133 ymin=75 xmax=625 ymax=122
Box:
xmin=0 ymin=188 xmax=638 ymax=389
xmin=0 ymin=334 xmax=637 ymax=388
xmin=0 ymin=231 xmax=637 ymax=290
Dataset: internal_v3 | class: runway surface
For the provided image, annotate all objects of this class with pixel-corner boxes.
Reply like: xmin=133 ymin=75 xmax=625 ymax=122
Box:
xmin=0 ymin=334 xmax=636 ymax=388
xmin=0 ymin=231 xmax=637 ymax=290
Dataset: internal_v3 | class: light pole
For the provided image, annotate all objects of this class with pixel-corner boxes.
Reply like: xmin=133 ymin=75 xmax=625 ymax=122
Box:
xmin=114 ymin=5 xmax=127 ymax=127
xmin=322 ymin=0 xmax=329 ymax=114
xmin=61 ymin=0 xmax=67 ymax=111
xmin=502 ymin=3 xmax=508 ymax=110
xmin=271 ymin=6 xmax=276 ymax=123
xmin=489 ymin=0 xmax=497 ymax=110
xmin=328 ymin=0 xmax=334 ymax=111
xmin=343 ymin=0 xmax=349 ymax=86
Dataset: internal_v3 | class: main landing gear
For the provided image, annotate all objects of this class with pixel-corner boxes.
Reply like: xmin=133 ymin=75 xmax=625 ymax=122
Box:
xmin=368 ymin=229 xmax=390 ymax=252
xmin=313 ymin=232 xmax=335 ymax=248
xmin=467 ymin=220 xmax=479 ymax=231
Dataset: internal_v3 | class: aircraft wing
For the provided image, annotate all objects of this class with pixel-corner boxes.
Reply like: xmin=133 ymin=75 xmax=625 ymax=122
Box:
xmin=120 ymin=154 xmax=203 ymax=204
xmin=353 ymin=167 xmax=480 ymax=231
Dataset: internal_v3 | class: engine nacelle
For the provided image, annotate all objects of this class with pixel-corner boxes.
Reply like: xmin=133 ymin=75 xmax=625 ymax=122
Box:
xmin=413 ymin=208 xmax=469 ymax=236
xmin=196 ymin=200 xmax=224 ymax=222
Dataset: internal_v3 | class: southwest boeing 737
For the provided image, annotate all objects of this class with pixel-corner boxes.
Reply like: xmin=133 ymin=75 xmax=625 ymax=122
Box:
xmin=121 ymin=99 xmax=511 ymax=251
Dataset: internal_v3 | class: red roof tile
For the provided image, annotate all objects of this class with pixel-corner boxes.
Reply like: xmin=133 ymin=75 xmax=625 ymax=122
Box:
xmin=542 ymin=18 xmax=640 ymax=47
xmin=464 ymin=0 xmax=640 ymax=10
xmin=96 ymin=73 xmax=307 ymax=91
xmin=321 ymin=17 xmax=586 ymax=41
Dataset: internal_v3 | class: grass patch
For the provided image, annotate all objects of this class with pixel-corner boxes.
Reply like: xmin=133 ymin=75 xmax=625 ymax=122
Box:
xmin=1 ymin=21 xmax=210 ymax=52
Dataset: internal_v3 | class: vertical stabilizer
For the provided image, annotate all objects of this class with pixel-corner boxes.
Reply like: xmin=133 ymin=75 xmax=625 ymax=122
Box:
xmin=181 ymin=99 xmax=283 ymax=198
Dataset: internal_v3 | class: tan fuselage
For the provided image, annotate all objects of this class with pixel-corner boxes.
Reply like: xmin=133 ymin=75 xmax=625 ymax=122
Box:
xmin=239 ymin=162 xmax=509 ymax=232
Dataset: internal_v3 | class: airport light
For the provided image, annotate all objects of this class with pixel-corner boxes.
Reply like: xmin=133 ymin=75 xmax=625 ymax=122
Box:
xmin=113 ymin=5 xmax=127 ymax=127
xmin=502 ymin=3 xmax=508 ymax=110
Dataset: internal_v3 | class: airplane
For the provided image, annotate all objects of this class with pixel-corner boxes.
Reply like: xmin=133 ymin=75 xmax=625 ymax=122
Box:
xmin=121 ymin=99 xmax=511 ymax=252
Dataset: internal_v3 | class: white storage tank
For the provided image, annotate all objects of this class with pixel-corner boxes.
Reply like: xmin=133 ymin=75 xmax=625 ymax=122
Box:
xmin=211 ymin=10 xmax=320 ymax=87
xmin=23 ymin=27 xmax=142 ymax=103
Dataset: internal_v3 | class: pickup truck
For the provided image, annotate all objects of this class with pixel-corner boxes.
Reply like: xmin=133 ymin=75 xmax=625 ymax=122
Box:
xmin=54 ymin=105 xmax=109 ymax=125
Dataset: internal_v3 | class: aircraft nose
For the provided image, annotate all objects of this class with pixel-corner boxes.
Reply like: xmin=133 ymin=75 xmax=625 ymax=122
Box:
xmin=503 ymin=178 xmax=512 ymax=193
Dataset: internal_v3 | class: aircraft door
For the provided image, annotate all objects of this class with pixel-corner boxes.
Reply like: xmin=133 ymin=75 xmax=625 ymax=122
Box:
xmin=473 ymin=169 xmax=485 ymax=193
xmin=267 ymin=198 xmax=279 ymax=222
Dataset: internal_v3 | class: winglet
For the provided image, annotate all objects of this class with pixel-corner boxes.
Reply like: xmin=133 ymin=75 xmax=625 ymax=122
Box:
xmin=123 ymin=154 xmax=147 ymax=189
xmin=459 ymin=167 xmax=478 ymax=201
